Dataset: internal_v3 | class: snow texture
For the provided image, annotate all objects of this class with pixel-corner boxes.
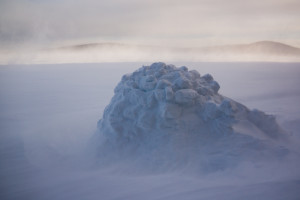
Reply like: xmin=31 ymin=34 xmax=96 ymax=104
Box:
xmin=95 ymin=62 xmax=288 ymax=172
xmin=1 ymin=63 xmax=300 ymax=200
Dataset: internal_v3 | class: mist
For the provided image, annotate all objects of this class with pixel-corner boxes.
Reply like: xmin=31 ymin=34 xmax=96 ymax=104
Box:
xmin=1 ymin=62 xmax=300 ymax=199
xmin=1 ymin=0 xmax=300 ymax=50
xmin=1 ymin=41 xmax=300 ymax=65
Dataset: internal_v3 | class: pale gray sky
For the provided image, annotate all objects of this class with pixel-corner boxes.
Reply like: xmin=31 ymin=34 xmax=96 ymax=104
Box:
xmin=0 ymin=0 xmax=300 ymax=48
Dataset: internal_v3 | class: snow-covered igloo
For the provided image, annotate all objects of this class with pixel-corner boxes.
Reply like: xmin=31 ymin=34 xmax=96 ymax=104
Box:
xmin=94 ymin=62 xmax=288 ymax=172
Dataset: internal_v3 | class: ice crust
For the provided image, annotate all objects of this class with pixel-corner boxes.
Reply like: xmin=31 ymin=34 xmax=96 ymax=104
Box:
xmin=96 ymin=62 xmax=288 ymax=171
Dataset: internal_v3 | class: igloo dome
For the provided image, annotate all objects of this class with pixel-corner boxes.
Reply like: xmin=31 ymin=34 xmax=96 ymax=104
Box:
xmin=94 ymin=62 xmax=288 ymax=171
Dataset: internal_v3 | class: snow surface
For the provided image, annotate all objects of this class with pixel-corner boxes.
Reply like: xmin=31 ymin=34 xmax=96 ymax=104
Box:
xmin=1 ymin=62 xmax=300 ymax=200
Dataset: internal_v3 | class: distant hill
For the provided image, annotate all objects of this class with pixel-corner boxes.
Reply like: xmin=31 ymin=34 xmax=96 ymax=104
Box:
xmin=246 ymin=41 xmax=300 ymax=55
xmin=56 ymin=42 xmax=161 ymax=51
xmin=34 ymin=41 xmax=300 ymax=63
xmin=56 ymin=41 xmax=300 ymax=56
xmin=199 ymin=41 xmax=300 ymax=57
xmin=3 ymin=41 xmax=298 ymax=64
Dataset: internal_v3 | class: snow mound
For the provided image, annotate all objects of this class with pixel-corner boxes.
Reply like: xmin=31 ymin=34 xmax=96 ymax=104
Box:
xmin=95 ymin=62 xmax=288 ymax=172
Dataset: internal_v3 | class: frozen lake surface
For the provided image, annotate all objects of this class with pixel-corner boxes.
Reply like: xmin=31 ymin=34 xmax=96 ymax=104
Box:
xmin=1 ymin=62 xmax=300 ymax=200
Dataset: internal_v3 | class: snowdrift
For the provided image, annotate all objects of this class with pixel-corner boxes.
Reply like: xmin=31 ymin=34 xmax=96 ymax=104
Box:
xmin=94 ymin=62 xmax=288 ymax=172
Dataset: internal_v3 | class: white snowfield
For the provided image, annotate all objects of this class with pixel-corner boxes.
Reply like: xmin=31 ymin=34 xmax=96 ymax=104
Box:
xmin=96 ymin=62 xmax=289 ymax=172
xmin=1 ymin=62 xmax=300 ymax=200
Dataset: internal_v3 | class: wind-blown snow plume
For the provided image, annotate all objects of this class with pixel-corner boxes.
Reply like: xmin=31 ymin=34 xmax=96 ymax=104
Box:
xmin=94 ymin=62 xmax=288 ymax=172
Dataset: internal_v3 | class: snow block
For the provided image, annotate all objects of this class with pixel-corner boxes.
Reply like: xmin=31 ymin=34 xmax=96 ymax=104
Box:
xmin=139 ymin=75 xmax=157 ymax=91
xmin=174 ymin=77 xmax=192 ymax=89
xmin=160 ymin=103 xmax=182 ymax=119
xmin=175 ymin=89 xmax=198 ymax=105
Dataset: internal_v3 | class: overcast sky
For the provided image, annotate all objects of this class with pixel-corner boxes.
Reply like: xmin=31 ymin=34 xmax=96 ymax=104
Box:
xmin=0 ymin=0 xmax=299 ymax=48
